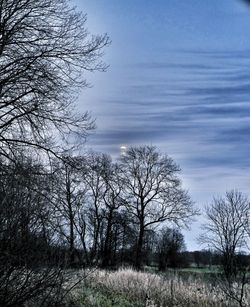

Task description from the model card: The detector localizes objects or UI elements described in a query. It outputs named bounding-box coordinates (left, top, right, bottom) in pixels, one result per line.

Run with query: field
left=68, top=268, right=250, bottom=307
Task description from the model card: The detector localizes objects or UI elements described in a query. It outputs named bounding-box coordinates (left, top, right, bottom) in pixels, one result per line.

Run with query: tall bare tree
left=100, top=162, right=124, bottom=267
left=200, top=190, right=250, bottom=306
left=82, top=152, right=110, bottom=263
left=51, top=156, right=86, bottom=266
left=200, top=190, right=250, bottom=278
left=0, top=0, right=110, bottom=303
left=0, top=0, right=109, bottom=161
left=120, top=145, right=195, bottom=269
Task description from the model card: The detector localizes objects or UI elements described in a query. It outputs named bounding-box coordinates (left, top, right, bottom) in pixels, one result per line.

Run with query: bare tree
left=80, top=152, right=126, bottom=267
left=51, top=156, right=86, bottom=267
left=120, top=145, right=195, bottom=269
left=0, top=0, right=110, bottom=302
left=0, top=0, right=109, bottom=162
left=0, top=156, right=67, bottom=306
left=200, top=190, right=250, bottom=307
left=82, top=152, right=110, bottom=264
left=100, top=162, right=124, bottom=267
left=200, top=190, right=250, bottom=278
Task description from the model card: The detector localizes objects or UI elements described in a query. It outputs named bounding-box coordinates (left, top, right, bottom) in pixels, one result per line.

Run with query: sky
left=73, top=0, right=250, bottom=250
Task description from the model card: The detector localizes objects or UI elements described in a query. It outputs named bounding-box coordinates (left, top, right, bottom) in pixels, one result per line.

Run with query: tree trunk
left=66, top=168, right=75, bottom=267
left=135, top=222, right=144, bottom=270
left=69, top=211, right=75, bottom=266
left=101, top=209, right=114, bottom=267
left=90, top=217, right=101, bottom=263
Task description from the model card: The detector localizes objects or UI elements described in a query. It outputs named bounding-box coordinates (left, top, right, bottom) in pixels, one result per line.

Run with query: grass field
left=176, top=267, right=220, bottom=273
left=69, top=268, right=250, bottom=307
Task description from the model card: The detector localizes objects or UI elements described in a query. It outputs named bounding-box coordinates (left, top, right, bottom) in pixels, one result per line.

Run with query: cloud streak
left=76, top=0, right=250, bottom=250
left=87, top=49, right=250, bottom=177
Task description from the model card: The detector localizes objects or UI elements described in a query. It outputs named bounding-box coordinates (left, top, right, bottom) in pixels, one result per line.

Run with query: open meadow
left=68, top=268, right=250, bottom=307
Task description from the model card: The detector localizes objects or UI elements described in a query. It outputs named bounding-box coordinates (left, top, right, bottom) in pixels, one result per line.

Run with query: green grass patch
left=176, top=267, right=221, bottom=273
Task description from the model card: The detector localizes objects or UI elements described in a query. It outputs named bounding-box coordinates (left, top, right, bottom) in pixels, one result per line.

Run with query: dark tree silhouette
left=100, top=162, right=124, bottom=267
left=82, top=152, right=111, bottom=264
left=0, top=0, right=109, bottom=162
left=51, top=156, right=86, bottom=267
left=120, top=145, right=195, bottom=269
left=200, top=190, right=249, bottom=279
left=157, top=227, right=186, bottom=270
left=200, top=190, right=250, bottom=307
left=0, top=0, right=110, bottom=304
left=0, top=156, right=67, bottom=306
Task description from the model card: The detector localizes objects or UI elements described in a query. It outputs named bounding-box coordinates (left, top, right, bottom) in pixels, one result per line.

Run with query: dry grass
left=74, top=268, right=250, bottom=307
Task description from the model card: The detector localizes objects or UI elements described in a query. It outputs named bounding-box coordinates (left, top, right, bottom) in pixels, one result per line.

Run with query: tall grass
left=73, top=268, right=249, bottom=306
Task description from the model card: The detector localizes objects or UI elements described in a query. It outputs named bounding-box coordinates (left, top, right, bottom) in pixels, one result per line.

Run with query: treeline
left=0, top=0, right=196, bottom=304
left=1, top=153, right=249, bottom=306
left=0, top=147, right=195, bottom=271
left=2, top=150, right=248, bottom=274
left=0, top=0, right=250, bottom=305
left=182, top=251, right=250, bottom=270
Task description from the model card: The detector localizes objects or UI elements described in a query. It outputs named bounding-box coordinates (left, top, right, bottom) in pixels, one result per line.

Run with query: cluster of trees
left=0, top=0, right=250, bottom=306
left=0, top=0, right=109, bottom=305
left=0, top=147, right=195, bottom=268
left=0, top=0, right=196, bottom=305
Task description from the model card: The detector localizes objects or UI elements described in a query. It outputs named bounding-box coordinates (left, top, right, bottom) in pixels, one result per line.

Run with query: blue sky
left=73, top=0, right=250, bottom=250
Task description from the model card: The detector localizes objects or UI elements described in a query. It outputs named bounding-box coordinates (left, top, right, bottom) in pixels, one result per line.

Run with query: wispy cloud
left=87, top=49, right=250, bottom=179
